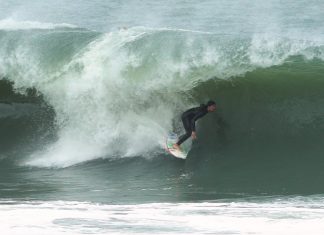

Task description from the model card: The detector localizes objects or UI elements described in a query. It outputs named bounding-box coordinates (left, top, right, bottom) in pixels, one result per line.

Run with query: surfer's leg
left=174, top=117, right=191, bottom=147
left=176, top=132, right=191, bottom=145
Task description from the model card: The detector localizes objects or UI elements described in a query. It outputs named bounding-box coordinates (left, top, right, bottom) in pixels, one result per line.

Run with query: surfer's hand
left=191, top=131, right=197, bottom=140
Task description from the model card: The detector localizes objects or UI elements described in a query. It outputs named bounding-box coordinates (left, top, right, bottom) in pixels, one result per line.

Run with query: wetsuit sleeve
left=191, top=111, right=207, bottom=131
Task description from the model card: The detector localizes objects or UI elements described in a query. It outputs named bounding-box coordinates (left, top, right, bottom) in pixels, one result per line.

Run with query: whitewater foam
left=2, top=197, right=324, bottom=235
left=23, top=29, right=180, bottom=167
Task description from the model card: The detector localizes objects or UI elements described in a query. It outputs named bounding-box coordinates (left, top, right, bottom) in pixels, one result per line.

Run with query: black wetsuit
left=177, top=104, right=208, bottom=145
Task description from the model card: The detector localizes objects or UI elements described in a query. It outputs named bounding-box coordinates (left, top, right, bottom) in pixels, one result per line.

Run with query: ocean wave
left=0, top=26, right=324, bottom=167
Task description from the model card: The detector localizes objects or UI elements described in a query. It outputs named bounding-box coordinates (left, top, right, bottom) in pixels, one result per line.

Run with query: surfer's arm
left=190, top=112, right=205, bottom=131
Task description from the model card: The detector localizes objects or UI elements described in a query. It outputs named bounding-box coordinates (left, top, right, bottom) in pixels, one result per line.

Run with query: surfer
left=173, top=100, right=217, bottom=150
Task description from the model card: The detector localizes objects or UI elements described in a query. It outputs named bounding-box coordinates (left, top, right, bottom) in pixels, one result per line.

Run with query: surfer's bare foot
left=173, top=144, right=181, bottom=151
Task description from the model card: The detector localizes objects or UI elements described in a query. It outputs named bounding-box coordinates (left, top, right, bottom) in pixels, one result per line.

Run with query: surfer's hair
left=207, top=100, right=216, bottom=106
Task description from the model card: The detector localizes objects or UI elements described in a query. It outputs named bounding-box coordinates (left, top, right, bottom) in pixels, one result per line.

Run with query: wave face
left=0, top=18, right=324, bottom=171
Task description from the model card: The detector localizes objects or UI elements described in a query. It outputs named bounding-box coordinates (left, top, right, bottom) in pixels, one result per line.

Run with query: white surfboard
left=165, top=132, right=191, bottom=159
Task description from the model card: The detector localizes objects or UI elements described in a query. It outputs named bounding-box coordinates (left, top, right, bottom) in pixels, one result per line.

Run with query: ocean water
left=1, top=0, right=324, bottom=234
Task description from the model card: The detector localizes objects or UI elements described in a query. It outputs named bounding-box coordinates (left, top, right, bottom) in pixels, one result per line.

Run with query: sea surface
left=1, top=0, right=324, bottom=234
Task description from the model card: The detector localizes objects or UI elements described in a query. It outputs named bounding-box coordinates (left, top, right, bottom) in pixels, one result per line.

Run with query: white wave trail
left=0, top=18, right=77, bottom=30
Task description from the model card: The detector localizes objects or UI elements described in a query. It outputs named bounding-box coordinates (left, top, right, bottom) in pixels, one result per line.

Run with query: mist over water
left=1, top=0, right=324, bottom=34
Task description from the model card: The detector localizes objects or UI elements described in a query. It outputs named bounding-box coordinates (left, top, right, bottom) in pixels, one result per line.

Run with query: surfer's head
left=207, top=100, right=216, bottom=112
